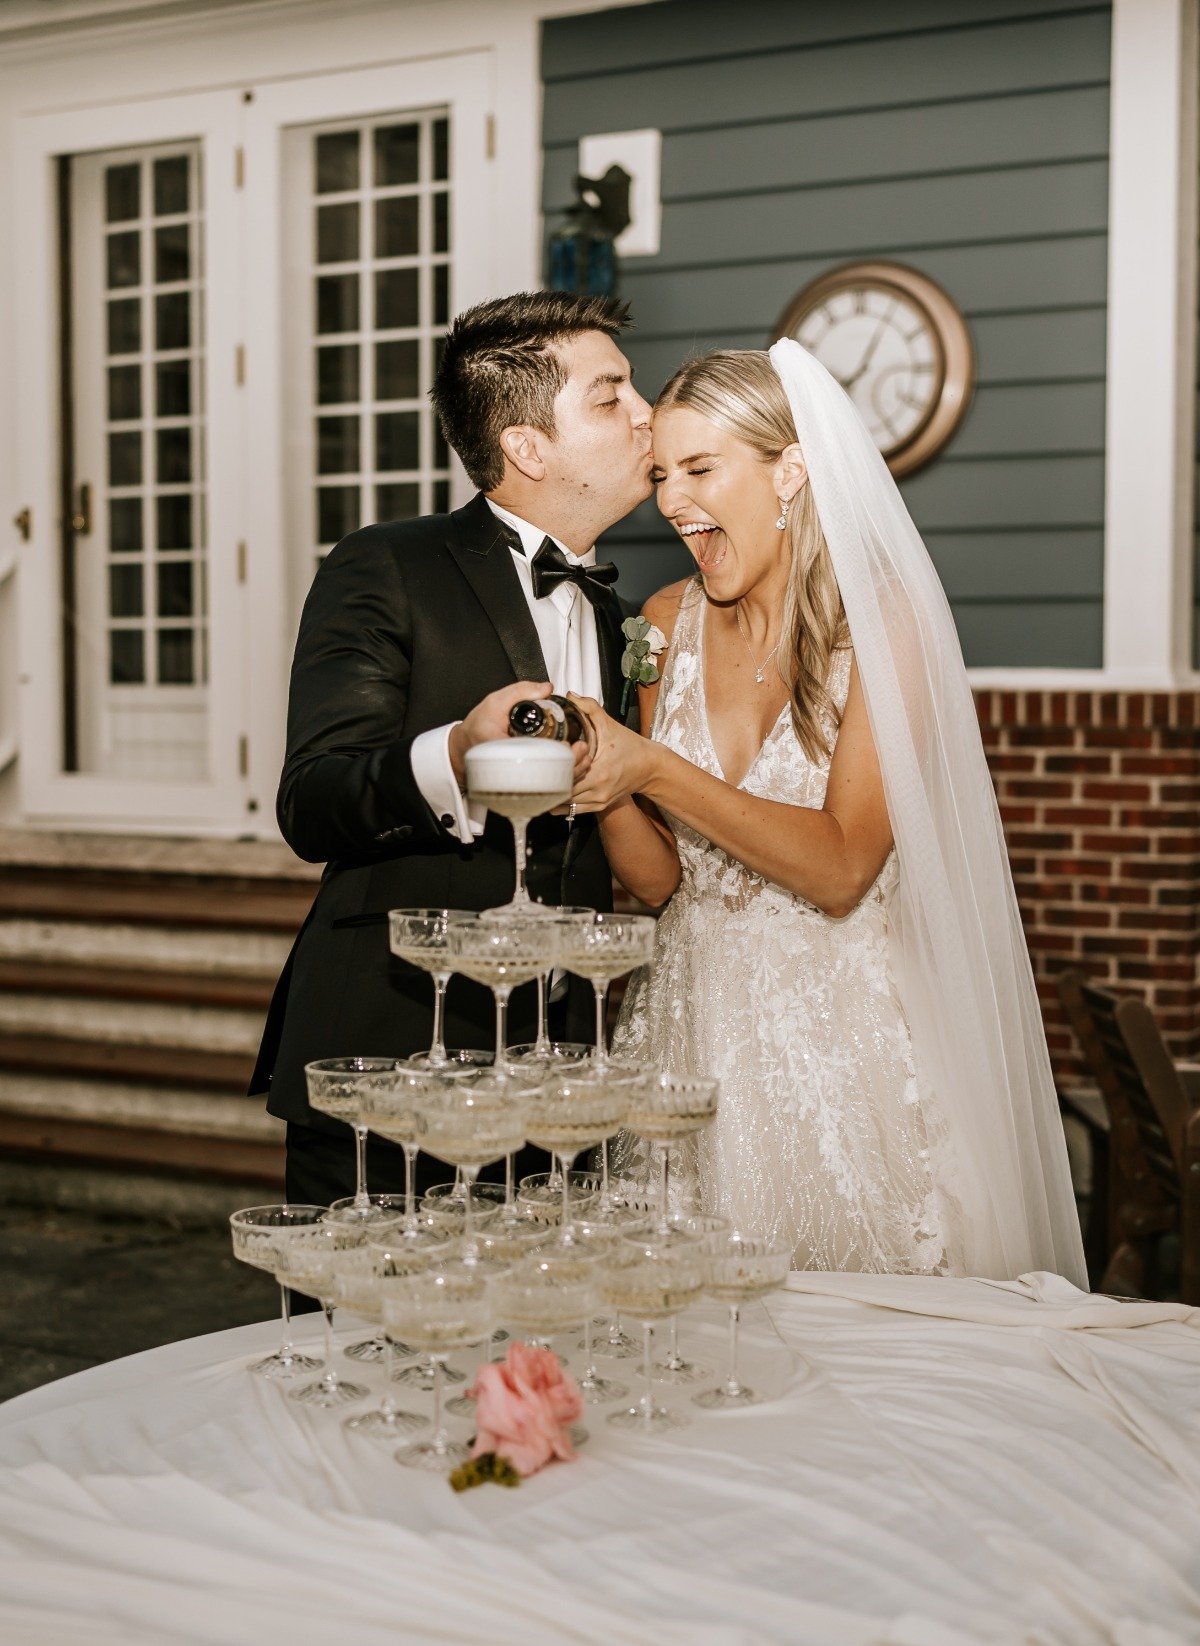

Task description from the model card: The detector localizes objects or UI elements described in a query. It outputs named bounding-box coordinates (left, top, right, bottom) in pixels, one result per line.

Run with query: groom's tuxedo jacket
left=251, top=494, right=627, bottom=1136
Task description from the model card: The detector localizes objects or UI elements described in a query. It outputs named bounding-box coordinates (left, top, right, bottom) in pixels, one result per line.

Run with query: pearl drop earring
left=775, top=497, right=790, bottom=531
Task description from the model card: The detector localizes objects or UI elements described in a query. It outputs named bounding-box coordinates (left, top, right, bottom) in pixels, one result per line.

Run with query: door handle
left=70, top=482, right=92, bottom=536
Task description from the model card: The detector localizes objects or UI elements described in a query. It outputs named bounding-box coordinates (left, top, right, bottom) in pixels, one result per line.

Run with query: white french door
left=69, top=141, right=209, bottom=782
left=13, top=53, right=494, bottom=834
left=281, top=106, right=456, bottom=614
left=15, top=88, right=244, bottom=831
left=244, top=57, right=492, bottom=690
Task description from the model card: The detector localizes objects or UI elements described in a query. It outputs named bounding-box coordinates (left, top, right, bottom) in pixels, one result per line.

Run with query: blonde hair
left=656, top=350, right=848, bottom=763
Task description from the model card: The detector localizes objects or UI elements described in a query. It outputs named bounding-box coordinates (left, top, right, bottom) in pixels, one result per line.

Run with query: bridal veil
left=769, top=337, right=1087, bottom=1287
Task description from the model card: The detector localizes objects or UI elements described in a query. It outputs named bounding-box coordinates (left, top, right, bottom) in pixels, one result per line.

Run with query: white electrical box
left=577, top=128, right=662, bottom=258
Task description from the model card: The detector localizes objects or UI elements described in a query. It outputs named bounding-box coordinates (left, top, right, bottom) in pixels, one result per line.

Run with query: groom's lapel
left=446, top=495, right=549, bottom=686
left=595, top=587, right=626, bottom=721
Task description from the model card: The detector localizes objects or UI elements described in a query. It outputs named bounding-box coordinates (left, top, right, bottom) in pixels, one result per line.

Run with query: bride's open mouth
left=678, top=522, right=726, bottom=573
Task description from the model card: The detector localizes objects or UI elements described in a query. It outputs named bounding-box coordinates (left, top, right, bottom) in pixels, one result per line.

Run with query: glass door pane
left=66, top=141, right=208, bottom=780
left=282, top=108, right=452, bottom=613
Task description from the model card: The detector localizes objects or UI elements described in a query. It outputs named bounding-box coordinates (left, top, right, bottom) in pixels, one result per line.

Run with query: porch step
left=0, top=830, right=309, bottom=1185
left=0, top=1072, right=283, bottom=1184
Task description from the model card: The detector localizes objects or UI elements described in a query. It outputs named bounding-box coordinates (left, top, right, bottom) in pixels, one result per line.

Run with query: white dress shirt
left=410, top=499, right=603, bottom=842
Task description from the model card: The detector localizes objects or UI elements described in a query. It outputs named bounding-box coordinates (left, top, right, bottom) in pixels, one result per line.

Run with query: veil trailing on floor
left=769, top=338, right=1087, bottom=1287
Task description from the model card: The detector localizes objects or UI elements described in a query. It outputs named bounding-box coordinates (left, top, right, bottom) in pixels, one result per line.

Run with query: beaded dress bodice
left=611, top=580, right=964, bottom=1273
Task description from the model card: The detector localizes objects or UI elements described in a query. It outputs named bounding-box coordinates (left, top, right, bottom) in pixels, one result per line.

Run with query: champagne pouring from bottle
left=465, top=694, right=594, bottom=918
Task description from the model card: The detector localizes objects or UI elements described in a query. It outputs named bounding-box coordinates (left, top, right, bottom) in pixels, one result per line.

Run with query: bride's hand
left=562, top=695, right=653, bottom=813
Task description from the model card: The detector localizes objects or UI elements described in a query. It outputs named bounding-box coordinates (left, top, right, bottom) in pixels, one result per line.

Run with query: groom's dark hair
left=431, top=290, right=632, bottom=491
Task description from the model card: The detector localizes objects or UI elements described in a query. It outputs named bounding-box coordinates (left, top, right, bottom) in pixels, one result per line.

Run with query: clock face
left=790, top=283, right=944, bottom=457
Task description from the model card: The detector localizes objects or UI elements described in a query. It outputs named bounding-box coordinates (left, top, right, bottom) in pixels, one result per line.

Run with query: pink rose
left=468, top=1341, right=584, bottom=1477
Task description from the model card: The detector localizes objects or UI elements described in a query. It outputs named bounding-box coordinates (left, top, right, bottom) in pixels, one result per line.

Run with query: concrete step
left=0, top=1071, right=283, bottom=1184
left=0, top=829, right=303, bottom=1183
left=0, top=1071, right=277, bottom=1139
left=0, top=916, right=292, bottom=976
left=0, top=991, right=266, bottom=1054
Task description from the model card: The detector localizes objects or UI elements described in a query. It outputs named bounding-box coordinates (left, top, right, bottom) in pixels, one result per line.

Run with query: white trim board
left=1103, top=0, right=1200, bottom=683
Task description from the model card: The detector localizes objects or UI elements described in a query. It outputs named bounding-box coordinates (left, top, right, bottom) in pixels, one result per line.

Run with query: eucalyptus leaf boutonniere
left=620, top=616, right=668, bottom=717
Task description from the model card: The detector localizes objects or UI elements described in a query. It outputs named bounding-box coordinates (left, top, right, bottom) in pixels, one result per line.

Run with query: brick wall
left=975, top=689, right=1200, bottom=1082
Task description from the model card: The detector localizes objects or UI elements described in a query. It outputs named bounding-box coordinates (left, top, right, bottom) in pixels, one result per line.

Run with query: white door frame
left=240, top=52, right=494, bottom=827
left=14, top=86, right=249, bottom=831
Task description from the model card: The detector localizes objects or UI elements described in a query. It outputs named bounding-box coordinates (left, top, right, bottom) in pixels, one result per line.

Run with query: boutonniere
left=619, top=616, right=668, bottom=717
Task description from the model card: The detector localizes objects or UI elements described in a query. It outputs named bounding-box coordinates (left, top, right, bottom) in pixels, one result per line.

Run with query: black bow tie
left=529, top=537, right=619, bottom=605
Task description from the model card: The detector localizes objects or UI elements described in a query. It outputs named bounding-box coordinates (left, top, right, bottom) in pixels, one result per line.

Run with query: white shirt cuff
left=410, top=723, right=486, bottom=843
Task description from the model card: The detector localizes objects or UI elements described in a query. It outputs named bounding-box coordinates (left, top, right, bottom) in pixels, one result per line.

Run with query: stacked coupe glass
left=231, top=732, right=792, bottom=1470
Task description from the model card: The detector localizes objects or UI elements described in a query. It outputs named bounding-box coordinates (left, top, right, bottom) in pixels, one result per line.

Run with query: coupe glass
left=387, top=908, right=479, bottom=1066
left=329, top=1217, right=449, bottom=1374
left=413, top=1075, right=532, bottom=1254
left=506, top=903, right=597, bottom=1061
left=492, top=1248, right=600, bottom=1351
left=653, top=1213, right=728, bottom=1384
left=449, top=917, right=556, bottom=1070
left=272, top=1221, right=373, bottom=1407
left=523, top=1068, right=635, bottom=1243
left=362, top=1066, right=441, bottom=1237
left=331, top=1227, right=451, bottom=1439
left=443, top=1220, right=547, bottom=1417
left=562, top=1212, right=649, bottom=1403
left=624, top=1073, right=721, bottom=1236
left=516, top=1169, right=600, bottom=1224
left=305, top=1057, right=406, bottom=1229
left=420, top=1181, right=506, bottom=1230
left=556, top=912, right=656, bottom=1068
left=383, top=1262, right=492, bottom=1471
left=464, top=737, right=574, bottom=915
left=602, top=1236, right=705, bottom=1434
left=229, top=1203, right=326, bottom=1380
left=693, top=1233, right=792, bottom=1410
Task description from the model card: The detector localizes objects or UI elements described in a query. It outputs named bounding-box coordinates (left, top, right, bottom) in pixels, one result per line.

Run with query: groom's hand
left=447, top=681, right=592, bottom=790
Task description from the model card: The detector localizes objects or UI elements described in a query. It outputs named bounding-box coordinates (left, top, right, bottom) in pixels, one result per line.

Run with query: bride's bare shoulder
left=642, top=578, right=693, bottom=644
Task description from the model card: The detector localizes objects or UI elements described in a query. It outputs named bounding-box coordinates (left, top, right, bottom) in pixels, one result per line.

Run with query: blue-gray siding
left=542, top=0, right=1111, bottom=667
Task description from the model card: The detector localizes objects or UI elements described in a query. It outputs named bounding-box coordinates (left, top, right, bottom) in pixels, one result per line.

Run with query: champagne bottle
left=507, top=694, right=589, bottom=743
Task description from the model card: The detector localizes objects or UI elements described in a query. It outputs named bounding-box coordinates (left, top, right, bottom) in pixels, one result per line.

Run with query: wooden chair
left=1115, top=997, right=1200, bottom=1306
left=1057, top=971, right=1198, bottom=1302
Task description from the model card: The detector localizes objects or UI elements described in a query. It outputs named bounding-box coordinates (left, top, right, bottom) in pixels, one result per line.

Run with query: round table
left=0, top=1270, right=1196, bottom=1646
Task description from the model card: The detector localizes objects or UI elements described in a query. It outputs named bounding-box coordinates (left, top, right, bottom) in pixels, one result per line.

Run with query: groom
left=251, top=290, right=654, bottom=1207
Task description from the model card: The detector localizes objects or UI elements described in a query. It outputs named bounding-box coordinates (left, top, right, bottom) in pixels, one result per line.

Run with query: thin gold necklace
left=735, top=602, right=780, bottom=685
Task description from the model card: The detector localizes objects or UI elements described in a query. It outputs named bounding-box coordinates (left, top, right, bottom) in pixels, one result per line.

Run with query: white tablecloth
left=0, top=1271, right=1197, bottom=1646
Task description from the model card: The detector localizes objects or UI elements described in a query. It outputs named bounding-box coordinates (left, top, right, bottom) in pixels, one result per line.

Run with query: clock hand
left=841, top=304, right=896, bottom=390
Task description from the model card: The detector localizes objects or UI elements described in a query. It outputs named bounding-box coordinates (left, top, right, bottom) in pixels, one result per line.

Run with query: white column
left=1103, top=0, right=1199, bottom=683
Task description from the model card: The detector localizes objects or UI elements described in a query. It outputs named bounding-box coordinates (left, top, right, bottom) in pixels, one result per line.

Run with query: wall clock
left=774, top=260, right=975, bottom=477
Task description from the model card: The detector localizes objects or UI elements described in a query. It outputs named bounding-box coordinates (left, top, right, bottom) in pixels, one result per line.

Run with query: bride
left=569, top=340, right=1086, bottom=1285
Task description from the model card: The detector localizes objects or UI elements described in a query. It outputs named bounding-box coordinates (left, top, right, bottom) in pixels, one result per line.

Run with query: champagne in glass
left=305, top=1058, right=403, bottom=1230
left=517, top=1169, right=599, bottom=1224
left=653, top=1213, right=728, bottom=1385
left=491, top=1249, right=600, bottom=1350
left=602, top=1236, right=705, bottom=1435
left=413, top=1074, right=532, bottom=1254
left=384, top=1263, right=492, bottom=1472
left=465, top=737, right=574, bottom=915
left=523, top=1068, right=635, bottom=1243
left=693, top=1233, right=792, bottom=1410
left=229, top=1204, right=326, bottom=1380
left=387, top=908, right=480, bottom=1066
left=624, top=1073, right=721, bottom=1237
left=273, top=1221, right=373, bottom=1408
left=331, top=1229, right=451, bottom=1440
left=556, top=913, right=656, bottom=1068
left=506, top=903, right=595, bottom=1066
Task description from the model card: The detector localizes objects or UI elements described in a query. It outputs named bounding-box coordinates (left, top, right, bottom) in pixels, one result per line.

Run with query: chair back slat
left=1114, top=999, right=1193, bottom=1174
left=1057, top=972, right=1179, bottom=1206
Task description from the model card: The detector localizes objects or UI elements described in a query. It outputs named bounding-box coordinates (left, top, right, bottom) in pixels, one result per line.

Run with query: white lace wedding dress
left=611, top=579, right=968, bottom=1274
